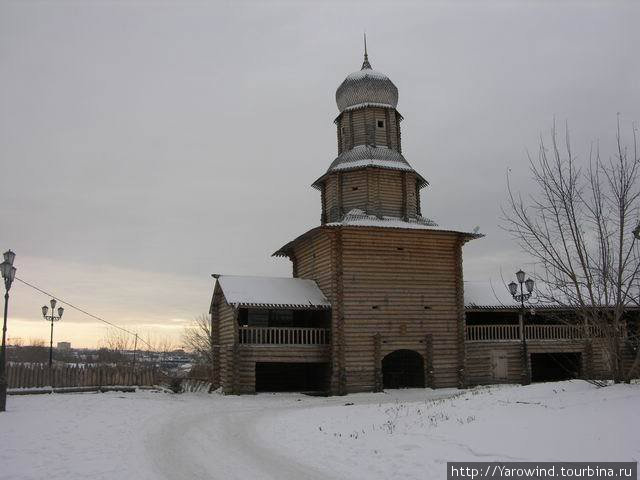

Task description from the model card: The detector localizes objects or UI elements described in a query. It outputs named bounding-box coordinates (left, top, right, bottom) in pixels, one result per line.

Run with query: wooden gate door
left=491, top=350, right=508, bottom=382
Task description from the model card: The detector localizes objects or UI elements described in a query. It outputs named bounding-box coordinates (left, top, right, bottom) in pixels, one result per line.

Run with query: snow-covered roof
left=216, top=275, right=331, bottom=309
left=312, top=145, right=428, bottom=189
left=328, top=209, right=482, bottom=237
left=328, top=209, right=436, bottom=229
left=339, top=102, right=399, bottom=114
left=464, top=280, right=519, bottom=308
left=274, top=211, right=483, bottom=257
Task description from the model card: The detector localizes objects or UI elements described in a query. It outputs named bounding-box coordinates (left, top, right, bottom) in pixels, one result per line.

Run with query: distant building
left=56, top=342, right=71, bottom=351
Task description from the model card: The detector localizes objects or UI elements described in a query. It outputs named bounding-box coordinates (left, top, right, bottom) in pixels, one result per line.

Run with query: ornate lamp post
left=42, top=299, right=64, bottom=368
left=0, top=250, right=17, bottom=412
left=508, top=270, right=534, bottom=385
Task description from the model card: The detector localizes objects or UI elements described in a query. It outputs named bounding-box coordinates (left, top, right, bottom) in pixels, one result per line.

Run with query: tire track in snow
left=144, top=397, right=336, bottom=480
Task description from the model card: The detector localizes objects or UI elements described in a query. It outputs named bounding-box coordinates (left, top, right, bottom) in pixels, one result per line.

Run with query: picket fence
left=7, top=363, right=158, bottom=389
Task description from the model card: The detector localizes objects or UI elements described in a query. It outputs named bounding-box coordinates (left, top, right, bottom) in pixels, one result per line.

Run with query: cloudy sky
left=1, top=1, right=638, bottom=348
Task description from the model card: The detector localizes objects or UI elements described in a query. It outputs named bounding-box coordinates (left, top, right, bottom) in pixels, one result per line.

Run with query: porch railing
left=465, top=324, right=520, bottom=341
left=238, top=327, right=330, bottom=345
left=466, top=324, right=605, bottom=342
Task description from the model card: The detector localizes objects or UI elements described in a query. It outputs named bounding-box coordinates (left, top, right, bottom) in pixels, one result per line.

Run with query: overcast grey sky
left=1, top=1, right=638, bottom=347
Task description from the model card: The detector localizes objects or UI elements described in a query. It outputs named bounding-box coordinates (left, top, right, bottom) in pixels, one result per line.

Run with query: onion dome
left=335, top=40, right=398, bottom=113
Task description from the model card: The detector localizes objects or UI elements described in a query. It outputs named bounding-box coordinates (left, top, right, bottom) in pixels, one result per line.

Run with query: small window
left=352, top=186, right=359, bottom=191
left=341, top=126, right=346, bottom=135
left=377, top=120, right=385, bottom=128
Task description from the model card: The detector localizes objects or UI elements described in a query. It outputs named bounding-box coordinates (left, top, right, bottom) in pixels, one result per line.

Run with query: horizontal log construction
left=289, top=225, right=471, bottom=392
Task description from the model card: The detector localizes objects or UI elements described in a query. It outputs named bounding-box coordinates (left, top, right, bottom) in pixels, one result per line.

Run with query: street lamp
left=508, top=269, right=534, bottom=385
left=0, top=250, right=17, bottom=412
left=42, top=299, right=63, bottom=368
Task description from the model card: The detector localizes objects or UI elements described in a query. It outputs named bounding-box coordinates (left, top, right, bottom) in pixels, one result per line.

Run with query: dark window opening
left=382, top=349, right=425, bottom=389
left=238, top=308, right=329, bottom=329
left=352, top=186, right=359, bottom=191
left=530, top=352, right=582, bottom=382
left=255, top=362, right=329, bottom=392
left=377, top=120, right=385, bottom=128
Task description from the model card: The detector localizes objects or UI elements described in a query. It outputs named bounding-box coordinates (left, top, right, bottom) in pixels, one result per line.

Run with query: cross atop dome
left=362, top=33, right=371, bottom=70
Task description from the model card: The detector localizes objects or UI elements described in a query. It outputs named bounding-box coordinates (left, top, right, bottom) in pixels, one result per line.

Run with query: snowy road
left=144, top=388, right=459, bottom=480
left=1, top=382, right=639, bottom=480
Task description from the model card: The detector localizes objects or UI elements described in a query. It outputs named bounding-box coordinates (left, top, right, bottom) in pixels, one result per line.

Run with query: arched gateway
left=382, top=350, right=425, bottom=389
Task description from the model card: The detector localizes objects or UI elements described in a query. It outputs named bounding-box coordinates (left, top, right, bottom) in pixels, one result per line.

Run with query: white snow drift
left=0, top=381, right=638, bottom=480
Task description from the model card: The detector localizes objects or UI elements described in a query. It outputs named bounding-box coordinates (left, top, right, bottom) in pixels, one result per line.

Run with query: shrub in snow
left=168, top=377, right=183, bottom=393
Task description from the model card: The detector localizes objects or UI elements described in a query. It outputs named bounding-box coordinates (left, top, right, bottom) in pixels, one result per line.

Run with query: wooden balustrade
left=466, top=324, right=606, bottom=342
left=465, top=324, right=520, bottom=341
left=238, top=327, right=330, bottom=345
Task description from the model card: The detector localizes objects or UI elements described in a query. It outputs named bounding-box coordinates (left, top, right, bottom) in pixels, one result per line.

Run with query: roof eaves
left=272, top=225, right=328, bottom=257
left=312, top=164, right=429, bottom=190
left=333, top=104, right=403, bottom=123
left=232, top=302, right=331, bottom=309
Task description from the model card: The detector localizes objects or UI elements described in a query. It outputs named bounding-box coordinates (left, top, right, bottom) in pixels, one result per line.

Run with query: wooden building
left=210, top=46, right=638, bottom=393
left=210, top=45, right=483, bottom=395
left=463, top=283, right=639, bottom=384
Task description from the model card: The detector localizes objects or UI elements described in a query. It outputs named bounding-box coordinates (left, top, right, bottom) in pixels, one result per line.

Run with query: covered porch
left=212, top=274, right=333, bottom=394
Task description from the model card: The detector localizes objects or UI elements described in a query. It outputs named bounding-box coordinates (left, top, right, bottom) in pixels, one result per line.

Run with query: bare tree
left=504, top=119, right=640, bottom=382
left=100, top=328, right=133, bottom=352
left=182, top=314, right=214, bottom=377
left=97, top=328, right=134, bottom=364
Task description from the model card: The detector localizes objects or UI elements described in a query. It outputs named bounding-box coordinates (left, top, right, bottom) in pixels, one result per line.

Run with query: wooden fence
left=7, top=363, right=158, bottom=389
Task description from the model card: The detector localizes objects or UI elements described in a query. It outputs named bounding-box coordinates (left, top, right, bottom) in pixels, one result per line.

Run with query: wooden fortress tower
left=211, top=45, right=481, bottom=395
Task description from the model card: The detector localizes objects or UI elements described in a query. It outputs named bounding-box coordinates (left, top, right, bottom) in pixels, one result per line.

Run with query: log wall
left=226, top=346, right=331, bottom=394
left=337, top=106, right=401, bottom=153
left=211, top=283, right=237, bottom=390
left=465, top=338, right=636, bottom=385
left=338, top=227, right=466, bottom=391
left=291, top=226, right=469, bottom=393
left=322, top=169, right=420, bottom=223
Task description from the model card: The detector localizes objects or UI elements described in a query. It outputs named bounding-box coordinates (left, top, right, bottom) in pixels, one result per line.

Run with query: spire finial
left=361, top=32, right=371, bottom=70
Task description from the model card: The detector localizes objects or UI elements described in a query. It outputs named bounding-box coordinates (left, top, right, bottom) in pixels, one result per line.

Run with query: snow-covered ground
left=1, top=381, right=638, bottom=480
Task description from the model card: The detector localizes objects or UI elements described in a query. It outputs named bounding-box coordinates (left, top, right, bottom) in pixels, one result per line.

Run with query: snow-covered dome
left=335, top=52, right=398, bottom=113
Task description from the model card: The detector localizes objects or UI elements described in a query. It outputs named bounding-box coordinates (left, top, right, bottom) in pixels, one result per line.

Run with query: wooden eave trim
left=273, top=223, right=482, bottom=258
left=231, top=303, right=331, bottom=310
left=312, top=166, right=429, bottom=191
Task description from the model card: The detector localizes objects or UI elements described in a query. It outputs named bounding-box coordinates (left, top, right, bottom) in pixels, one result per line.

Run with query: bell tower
left=275, top=41, right=480, bottom=395
left=313, top=38, right=429, bottom=224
